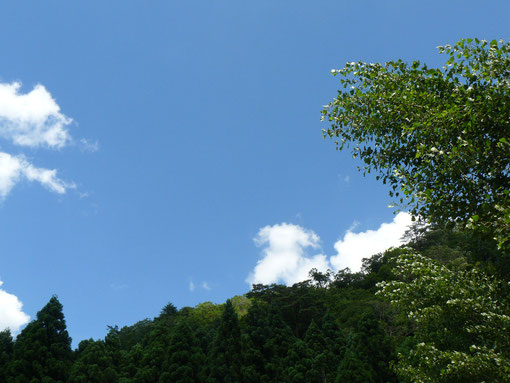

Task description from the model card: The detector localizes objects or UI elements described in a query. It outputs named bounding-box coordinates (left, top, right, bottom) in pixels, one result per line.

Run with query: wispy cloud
left=338, top=174, right=351, bottom=184
left=0, top=152, right=74, bottom=198
left=79, top=138, right=99, bottom=152
left=247, top=213, right=412, bottom=286
left=201, top=281, right=211, bottom=291
left=189, top=279, right=212, bottom=292
left=0, top=280, right=30, bottom=333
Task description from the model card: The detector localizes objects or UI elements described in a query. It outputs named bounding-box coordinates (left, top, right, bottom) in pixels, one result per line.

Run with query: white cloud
left=247, top=223, right=329, bottom=286
left=0, top=152, right=73, bottom=198
left=0, top=280, right=30, bottom=333
left=247, top=213, right=413, bottom=286
left=0, top=81, right=80, bottom=199
left=79, top=138, right=99, bottom=152
left=330, top=212, right=412, bottom=272
left=201, top=281, right=211, bottom=291
left=0, top=82, right=72, bottom=148
left=189, top=279, right=212, bottom=292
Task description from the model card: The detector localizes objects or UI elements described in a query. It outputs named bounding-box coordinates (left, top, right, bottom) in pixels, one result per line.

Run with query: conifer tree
left=0, top=329, right=13, bottom=382
left=133, top=325, right=170, bottom=383
left=208, top=299, right=242, bottom=383
left=9, top=296, right=72, bottom=383
left=335, top=313, right=395, bottom=383
left=335, top=347, right=374, bottom=383
left=283, top=338, right=314, bottom=383
left=160, top=320, right=205, bottom=383
left=103, top=326, right=124, bottom=376
left=320, top=310, right=345, bottom=378
left=303, top=320, right=327, bottom=382
left=119, top=342, right=144, bottom=383
left=129, top=304, right=178, bottom=383
left=261, top=304, right=296, bottom=380
left=69, top=339, right=118, bottom=383
left=241, top=302, right=294, bottom=382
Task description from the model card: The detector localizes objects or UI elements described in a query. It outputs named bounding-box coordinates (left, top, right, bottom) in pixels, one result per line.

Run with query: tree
left=247, top=282, right=327, bottom=338
left=335, top=347, right=374, bottom=383
left=115, top=319, right=153, bottom=352
left=0, top=329, right=13, bottom=382
left=9, top=296, right=73, bottom=383
left=322, top=38, right=510, bottom=249
left=160, top=320, right=206, bottom=383
left=241, top=301, right=294, bottom=382
left=207, top=299, right=242, bottom=383
left=69, top=339, right=118, bottom=383
left=331, top=312, right=396, bottom=383
left=377, top=251, right=510, bottom=382
left=132, top=321, right=172, bottom=383
left=303, top=320, right=331, bottom=382
left=283, top=338, right=314, bottom=383
left=318, top=311, right=346, bottom=382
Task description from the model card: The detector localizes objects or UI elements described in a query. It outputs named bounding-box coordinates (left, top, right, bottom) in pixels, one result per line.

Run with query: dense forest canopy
left=1, top=38, right=509, bottom=382
left=1, top=223, right=508, bottom=382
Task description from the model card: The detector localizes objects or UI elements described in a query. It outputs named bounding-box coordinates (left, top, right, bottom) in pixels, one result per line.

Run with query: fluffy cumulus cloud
left=0, top=281, right=30, bottom=333
left=0, top=82, right=71, bottom=148
left=247, top=213, right=413, bottom=286
left=0, top=152, right=73, bottom=198
left=330, top=212, right=412, bottom=272
left=247, top=223, right=330, bottom=286
left=0, top=81, right=77, bottom=198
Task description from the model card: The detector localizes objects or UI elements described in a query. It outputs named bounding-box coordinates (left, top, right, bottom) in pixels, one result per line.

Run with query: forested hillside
left=0, top=224, right=508, bottom=382
left=1, top=38, right=508, bottom=382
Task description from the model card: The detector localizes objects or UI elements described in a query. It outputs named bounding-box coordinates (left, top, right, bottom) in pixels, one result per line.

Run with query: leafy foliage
left=322, top=38, right=510, bottom=249
left=378, top=251, right=510, bottom=382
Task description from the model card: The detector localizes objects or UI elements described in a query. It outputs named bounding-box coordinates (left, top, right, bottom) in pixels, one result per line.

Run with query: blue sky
left=0, top=1, right=508, bottom=344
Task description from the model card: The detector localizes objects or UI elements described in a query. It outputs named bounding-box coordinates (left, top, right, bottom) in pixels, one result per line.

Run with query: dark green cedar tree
left=241, top=302, right=295, bottom=383
left=69, top=339, right=118, bottom=383
left=283, top=338, right=314, bottom=383
left=0, top=329, right=13, bottom=382
left=159, top=320, right=205, bottom=383
left=9, top=296, right=72, bottom=383
left=207, top=299, right=242, bottom=383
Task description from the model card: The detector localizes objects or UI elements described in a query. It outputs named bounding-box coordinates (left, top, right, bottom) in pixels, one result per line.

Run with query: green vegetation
left=378, top=251, right=510, bottom=382
left=322, top=37, right=510, bottom=381
left=2, top=224, right=507, bottom=382
left=1, top=38, right=508, bottom=382
left=322, top=38, right=509, bottom=250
